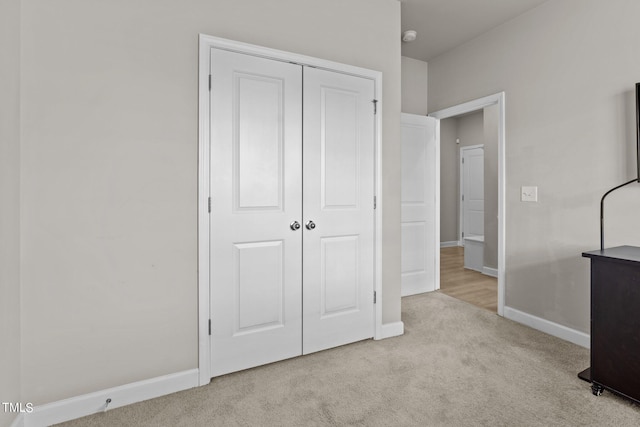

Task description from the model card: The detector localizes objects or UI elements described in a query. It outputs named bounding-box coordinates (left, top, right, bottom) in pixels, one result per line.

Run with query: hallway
left=439, top=246, right=497, bottom=312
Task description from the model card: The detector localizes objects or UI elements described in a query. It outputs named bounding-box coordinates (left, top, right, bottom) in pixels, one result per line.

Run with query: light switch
left=521, top=186, right=538, bottom=202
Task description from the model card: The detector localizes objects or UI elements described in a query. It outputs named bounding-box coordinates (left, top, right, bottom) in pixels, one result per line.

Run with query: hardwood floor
left=439, top=246, right=497, bottom=312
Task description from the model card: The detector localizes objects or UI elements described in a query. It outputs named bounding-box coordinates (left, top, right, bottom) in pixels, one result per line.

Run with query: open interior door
left=401, top=113, right=439, bottom=297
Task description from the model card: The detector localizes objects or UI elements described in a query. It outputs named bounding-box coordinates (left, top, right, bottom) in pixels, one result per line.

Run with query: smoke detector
left=402, top=30, right=417, bottom=42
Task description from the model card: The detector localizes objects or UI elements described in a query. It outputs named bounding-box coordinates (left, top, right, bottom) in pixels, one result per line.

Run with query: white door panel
left=401, top=114, right=438, bottom=296
left=302, top=67, right=375, bottom=354
left=209, top=48, right=303, bottom=376
left=234, top=241, right=284, bottom=332
left=321, top=89, right=359, bottom=208
left=320, top=235, right=359, bottom=315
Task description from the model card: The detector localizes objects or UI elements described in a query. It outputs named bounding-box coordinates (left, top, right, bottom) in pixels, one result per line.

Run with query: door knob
left=305, top=220, right=316, bottom=230
left=290, top=221, right=301, bottom=231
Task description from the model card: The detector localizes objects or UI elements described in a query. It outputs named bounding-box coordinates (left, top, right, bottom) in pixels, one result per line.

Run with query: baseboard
left=25, top=369, right=199, bottom=427
left=9, top=413, right=25, bottom=427
left=482, top=267, right=498, bottom=278
left=376, top=321, right=404, bottom=340
left=440, top=241, right=459, bottom=248
left=504, top=306, right=590, bottom=349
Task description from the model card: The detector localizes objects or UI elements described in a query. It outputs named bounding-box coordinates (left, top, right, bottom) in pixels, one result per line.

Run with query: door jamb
left=459, top=144, right=484, bottom=244
left=197, top=34, right=384, bottom=386
left=429, top=93, right=506, bottom=317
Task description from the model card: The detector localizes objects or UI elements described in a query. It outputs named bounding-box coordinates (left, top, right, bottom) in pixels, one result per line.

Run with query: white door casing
left=460, top=145, right=484, bottom=241
left=209, top=49, right=303, bottom=377
left=428, top=92, right=505, bottom=318
left=302, top=67, right=375, bottom=354
left=400, top=114, right=439, bottom=297
left=198, top=35, right=387, bottom=385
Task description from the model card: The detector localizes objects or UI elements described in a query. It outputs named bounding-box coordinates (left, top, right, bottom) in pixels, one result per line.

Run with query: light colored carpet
left=58, top=292, right=640, bottom=426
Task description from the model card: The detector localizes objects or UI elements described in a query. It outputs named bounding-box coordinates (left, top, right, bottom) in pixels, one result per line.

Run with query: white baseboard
left=482, top=267, right=498, bottom=278
left=25, top=369, right=199, bottom=427
left=440, top=241, right=459, bottom=248
left=376, top=321, right=404, bottom=340
left=504, top=306, right=590, bottom=349
left=9, top=413, right=24, bottom=427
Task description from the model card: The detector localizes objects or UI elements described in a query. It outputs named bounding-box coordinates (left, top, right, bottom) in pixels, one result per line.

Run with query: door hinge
left=462, top=194, right=464, bottom=201
left=373, top=99, right=378, bottom=114
left=462, top=157, right=465, bottom=164
left=208, top=197, right=212, bottom=213
left=374, top=196, right=377, bottom=210
left=208, top=319, right=211, bottom=335
left=374, top=291, right=377, bottom=304
left=462, top=231, right=465, bottom=238
left=208, top=74, right=212, bottom=91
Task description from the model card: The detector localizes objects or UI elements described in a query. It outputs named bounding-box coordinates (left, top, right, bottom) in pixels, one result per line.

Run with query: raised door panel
left=402, top=222, right=426, bottom=272
left=401, top=124, right=427, bottom=208
left=302, top=67, right=375, bottom=354
left=322, top=88, right=359, bottom=209
left=234, top=241, right=284, bottom=334
left=320, top=235, right=359, bottom=317
left=235, top=75, right=285, bottom=211
left=209, top=48, right=302, bottom=377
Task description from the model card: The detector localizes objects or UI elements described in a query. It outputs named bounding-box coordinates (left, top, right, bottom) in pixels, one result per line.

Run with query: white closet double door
left=209, top=48, right=375, bottom=377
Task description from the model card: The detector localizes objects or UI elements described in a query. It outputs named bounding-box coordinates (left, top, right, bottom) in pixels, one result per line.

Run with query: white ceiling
left=401, top=0, right=549, bottom=61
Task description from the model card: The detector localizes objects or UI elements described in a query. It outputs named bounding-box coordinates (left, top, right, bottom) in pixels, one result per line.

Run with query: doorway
left=430, top=93, right=506, bottom=316
left=460, top=144, right=485, bottom=245
left=197, top=35, right=385, bottom=385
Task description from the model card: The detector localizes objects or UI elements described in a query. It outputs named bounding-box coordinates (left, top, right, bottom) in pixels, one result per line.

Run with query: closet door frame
left=197, top=34, right=384, bottom=386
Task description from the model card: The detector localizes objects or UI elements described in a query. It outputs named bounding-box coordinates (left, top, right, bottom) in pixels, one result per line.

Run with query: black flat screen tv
left=636, top=82, right=640, bottom=182
left=599, top=83, right=640, bottom=249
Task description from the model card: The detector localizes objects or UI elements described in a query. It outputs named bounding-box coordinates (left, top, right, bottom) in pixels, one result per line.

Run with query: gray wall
left=0, top=0, right=21, bottom=425
left=457, top=111, right=485, bottom=148
left=19, top=0, right=401, bottom=405
left=401, top=56, right=428, bottom=115
left=429, top=0, right=640, bottom=333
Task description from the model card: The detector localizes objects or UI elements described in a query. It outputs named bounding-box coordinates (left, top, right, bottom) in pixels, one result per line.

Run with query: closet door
left=302, top=67, right=375, bottom=354
left=209, top=49, right=303, bottom=376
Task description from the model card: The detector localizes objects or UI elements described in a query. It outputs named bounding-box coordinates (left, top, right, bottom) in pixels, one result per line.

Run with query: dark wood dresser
left=581, top=246, right=640, bottom=403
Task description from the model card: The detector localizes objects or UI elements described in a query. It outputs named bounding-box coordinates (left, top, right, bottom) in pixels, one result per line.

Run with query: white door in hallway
left=401, top=113, right=438, bottom=296
left=302, top=67, right=376, bottom=354
left=461, top=145, right=484, bottom=240
left=209, top=49, right=303, bottom=377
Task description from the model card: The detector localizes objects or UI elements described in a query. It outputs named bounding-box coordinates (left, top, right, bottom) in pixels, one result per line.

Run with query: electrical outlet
left=521, top=186, right=538, bottom=202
